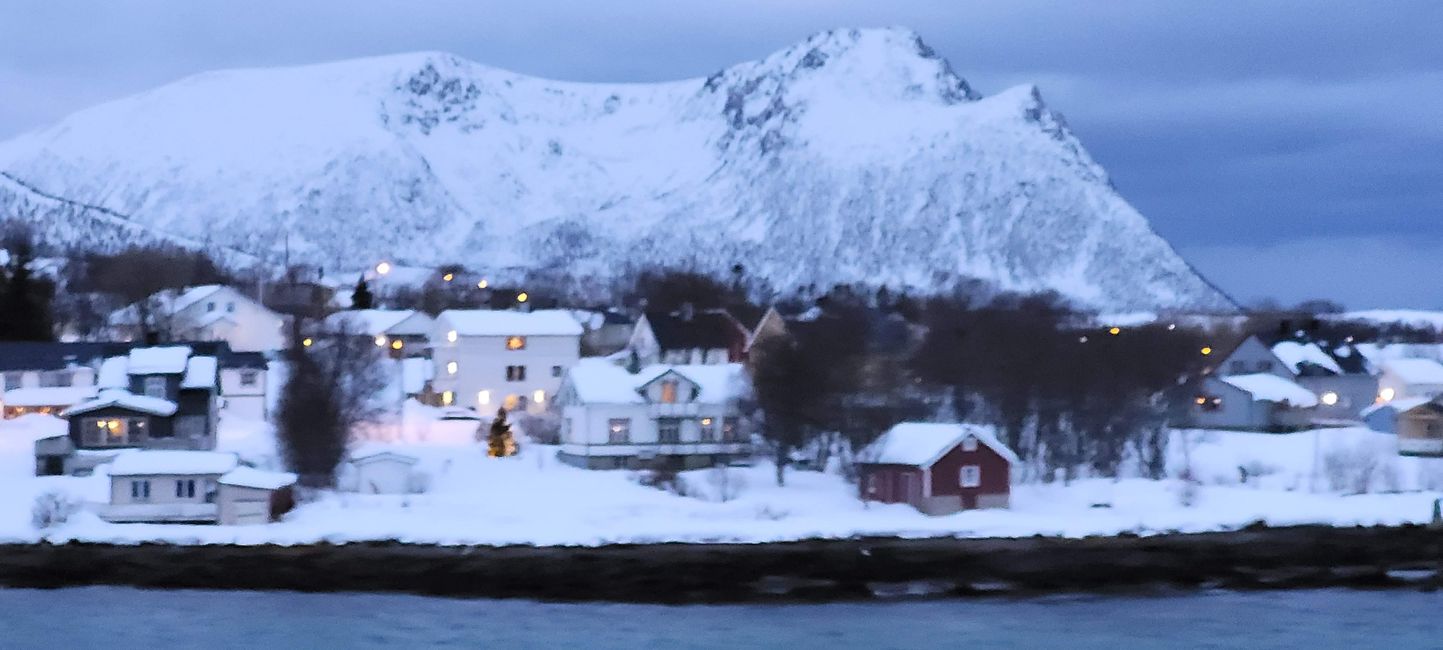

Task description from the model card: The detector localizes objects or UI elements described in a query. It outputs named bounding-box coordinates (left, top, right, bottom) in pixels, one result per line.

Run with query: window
left=84, top=417, right=144, bottom=446
left=532, top=389, right=546, bottom=405
left=175, top=479, right=196, bottom=499
left=722, top=417, right=740, bottom=442
left=143, top=376, right=167, bottom=399
left=960, top=465, right=981, bottom=488
left=1255, top=361, right=1273, bottom=372
left=239, top=370, right=259, bottom=387
left=40, top=371, right=73, bottom=387
left=130, top=480, right=151, bottom=501
left=659, top=380, right=678, bottom=404
left=206, top=302, right=216, bottom=312
left=2, top=372, right=21, bottom=390
left=1229, top=361, right=1246, bottom=374
left=506, top=365, right=527, bottom=382
left=658, top=418, right=682, bottom=443
left=477, top=390, right=491, bottom=406
left=699, top=417, right=716, bottom=442
left=441, top=391, right=454, bottom=406
left=226, top=302, right=236, bottom=313
left=505, top=336, right=527, bottom=351
left=962, top=436, right=978, bottom=452
left=1196, top=395, right=1223, bottom=412
left=447, top=330, right=458, bottom=343
left=608, top=418, right=631, bottom=443
left=552, top=365, right=563, bottom=378
left=204, top=480, right=218, bottom=503
left=446, top=361, right=459, bottom=375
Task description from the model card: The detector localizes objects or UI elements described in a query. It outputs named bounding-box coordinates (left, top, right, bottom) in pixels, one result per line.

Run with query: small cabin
left=1396, top=400, right=1443, bottom=457
left=857, top=422, right=1018, bottom=516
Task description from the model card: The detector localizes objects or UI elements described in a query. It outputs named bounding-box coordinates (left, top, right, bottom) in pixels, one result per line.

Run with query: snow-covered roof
left=181, top=356, right=218, bottom=389
left=1270, top=341, right=1342, bottom=375
left=439, top=309, right=583, bottom=337
left=109, top=450, right=238, bottom=476
left=1382, top=358, right=1443, bottom=385
left=62, top=389, right=179, bottom=417
left=350, top=449, right=420, bottom=465
left=2, top=386, right=96, bottom=407
left=219, top=466, right=297, bottom=490
left=1219, top=373, right=1319, bottom=408
left=128, top=346, right=193, bottom=375
left=324, top=309, right=433, bottom=337
left=97, top=356, right=129, bottom=389
left=170, top=285, right=228, bottom=314
left=861, top=422, right=1020, bottom=466
left=1360, top=396, right=1432, bottom=419
left=110, top=286, right=228, bottom=325
left=563, top=358, right=750, bottom=405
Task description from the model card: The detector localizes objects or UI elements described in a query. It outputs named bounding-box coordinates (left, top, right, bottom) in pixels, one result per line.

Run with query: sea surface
left=1, top=587, right=1440, bottom=648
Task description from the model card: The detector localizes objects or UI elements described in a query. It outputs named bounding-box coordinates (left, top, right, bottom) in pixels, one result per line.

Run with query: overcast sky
left=3, top=1, right=1441, bottom=309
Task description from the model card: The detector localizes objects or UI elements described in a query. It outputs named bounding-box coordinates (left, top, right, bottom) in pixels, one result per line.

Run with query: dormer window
left=659, top=380, right=678, bottom=404
left=505, top=336, right=526, bottom=351
left=143, top=376, right=166, bottom=399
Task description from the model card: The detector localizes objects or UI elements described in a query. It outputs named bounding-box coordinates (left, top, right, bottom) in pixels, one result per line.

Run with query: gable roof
left=439, top=309, right=583, bottom=337
left=1361, top=396, right=1432, bottom=419
left=861, top=422, right=1020, bottom=467
left=1383, top=358, right=1443, bottom=385
left=642, top=309, right=747, bottom=351
left=1270, top=341, right=1342, bottom=376
left=324, top=309, right=433, bottom=337
left=62, top=389, right=178, bottom=417
left=1219, top=373, right=1319, bottom=407
left=563, top=358, right=750, bottom=405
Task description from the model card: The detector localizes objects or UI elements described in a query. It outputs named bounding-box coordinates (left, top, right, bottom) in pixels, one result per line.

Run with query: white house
left=555, top=359, right=751, bottom=469
left=99, top=450, right=294, bottom=525
left=323, top=309, right=434, bottom=357
left=1378, top=358, right=1443, bottom=402
left=111, top=285, right=288, bottom=352
left=429, top=309, right=583, bottom=414
left=343, top=448, right=420, bottom=494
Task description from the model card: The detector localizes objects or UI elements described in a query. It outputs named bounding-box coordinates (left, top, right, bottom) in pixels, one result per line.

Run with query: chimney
left=678, top=302, right=695, bottom=322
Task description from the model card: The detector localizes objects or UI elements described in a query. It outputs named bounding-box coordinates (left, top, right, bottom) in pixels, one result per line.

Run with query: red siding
left=859, top=438, right=1011, bottom=511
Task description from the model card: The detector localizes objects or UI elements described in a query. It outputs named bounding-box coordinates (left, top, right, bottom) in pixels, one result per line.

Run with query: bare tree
left=276, top=320, right=386, bottom=489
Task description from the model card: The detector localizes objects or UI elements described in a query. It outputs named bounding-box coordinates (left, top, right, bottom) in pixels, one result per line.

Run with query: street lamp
left=375, top=261, right=392, bottom=276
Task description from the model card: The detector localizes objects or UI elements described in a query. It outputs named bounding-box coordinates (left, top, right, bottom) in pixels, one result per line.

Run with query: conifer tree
left=351, top=276, right=375, bottom=310
left=487, top=408, right=518, bottom=457
left=0, top=227, right=55, bottom=341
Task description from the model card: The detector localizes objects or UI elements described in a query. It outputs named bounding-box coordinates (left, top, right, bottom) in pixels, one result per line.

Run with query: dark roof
left=0, top=341, right=268, bottom=372
left=644, top=309, right=747, bottom=351
left=1259, top=333, right=1371, bottom=376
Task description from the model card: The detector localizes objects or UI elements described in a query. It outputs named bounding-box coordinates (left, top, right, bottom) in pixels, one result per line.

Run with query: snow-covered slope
left=0, top=27, right=1233, bottom=311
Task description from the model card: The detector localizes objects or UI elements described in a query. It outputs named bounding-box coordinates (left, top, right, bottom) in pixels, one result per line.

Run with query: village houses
left=110, top=284, right=288, bottom=352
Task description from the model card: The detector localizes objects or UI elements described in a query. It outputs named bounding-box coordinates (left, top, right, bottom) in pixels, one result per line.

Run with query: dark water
left=1, top=587, right=1440, bottom=648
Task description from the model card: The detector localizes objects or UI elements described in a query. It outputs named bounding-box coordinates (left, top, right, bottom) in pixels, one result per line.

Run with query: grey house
left=1190, top=335, right=1379, bottom=429
left=39, top=346, right=221, bottom=475
left=1189, top=374, right=1318, bottom=431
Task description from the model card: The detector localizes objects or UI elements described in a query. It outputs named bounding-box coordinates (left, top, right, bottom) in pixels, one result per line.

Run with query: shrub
left=31, top=490, right=81, bottom=530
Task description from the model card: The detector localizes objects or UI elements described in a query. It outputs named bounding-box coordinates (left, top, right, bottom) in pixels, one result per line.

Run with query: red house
left=857, top=422, right=1018, bottom=515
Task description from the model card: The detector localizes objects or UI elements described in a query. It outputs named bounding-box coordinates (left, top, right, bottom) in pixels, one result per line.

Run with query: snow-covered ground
left=3, top=413, right=1442, bottom=547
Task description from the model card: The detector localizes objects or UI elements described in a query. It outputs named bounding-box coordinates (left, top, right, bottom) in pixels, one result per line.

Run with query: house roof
left=1383, top=358, right=1443, bottom=385
left=439, top=309, right=583, bottom=337
left=127, top=346, right=192, bottom=375
left=861, top=422, right=1020, bottom=467
left=324, top=309, right=433, bottom=337
left=62, top=389, right=179, bottom=417
left=1270, top=341, right=1343, bottom=376
left=219, top=466, right=297, bottom=490
left=181, top=356, right=218, bottom=389
left=1360, top=396, right=1432, bottom=419
left=2, top=386, right=96, bottom=407
left=564, top=358, right=750, bottom=405
left=643, top=309, right=747, bottom=351
left=1219, top=373, right=1319, bottom=408
left=109, top=450, right=238, bottom=477
left=350, top=449, right=420, bottom=465
left=109, top=285, right=229, bottom=326
left=0, top=342, right=118, bottom=372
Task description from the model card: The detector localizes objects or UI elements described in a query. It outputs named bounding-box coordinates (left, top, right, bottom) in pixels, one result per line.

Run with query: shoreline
left=2, top=524, right=1441, bottom=602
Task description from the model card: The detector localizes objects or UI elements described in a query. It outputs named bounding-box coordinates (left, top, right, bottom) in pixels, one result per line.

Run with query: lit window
left=608, top=418, right=630, bottom=443
left=302, top=338, right=313, bottom=347
left=699, top=417, right=716, bottom=442
left=505, top=336, right=526, bottom=350
left=1380, top=387, right=1396, bottom=402
left=374, top=335, right=387, bottom=347
left=447, top=330, right=458, bottom=343
left=960, top=465, right=981, bottom=488
left=446, top=361, right=458, bottom=375
left=962, top=436, right=978, bottom=452
left=533, top=389, right=545, bottom=404
left=516, top=292, right=529, bottom=303
left=477, top=279, right=489, bottom=289
left=390, top=339, right=404, bottom=350
left=477, top=390, right=491, bottom=406
left=660, top=380, right=678, bottom=404
left=443, top=273, right=454, bottom=282
left=441, top=391, right=454, bottom=406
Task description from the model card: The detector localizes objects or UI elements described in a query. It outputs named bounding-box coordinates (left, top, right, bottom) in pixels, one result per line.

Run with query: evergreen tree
left=0, top=228, right=55, bottom=341
left=625, top=348, right=642, bottom=374
left=487, top=408, right=518, bottom=458
left=351, top=276, right=375, bottom=310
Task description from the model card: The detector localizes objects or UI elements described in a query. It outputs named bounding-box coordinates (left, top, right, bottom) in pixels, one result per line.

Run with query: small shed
left=1396, top=400, right=1443, bottom=457
left=857, top=422, right=1018, bottom=516
left=1361, top=397, right=1430, bottom=434
left=217, top=466, right=297, bottom=525
left=346, top=449, right=419, bottom=494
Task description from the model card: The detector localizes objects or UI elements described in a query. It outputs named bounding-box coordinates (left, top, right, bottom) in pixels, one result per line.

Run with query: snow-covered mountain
left=0, top=27, right=1233, bottom=312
